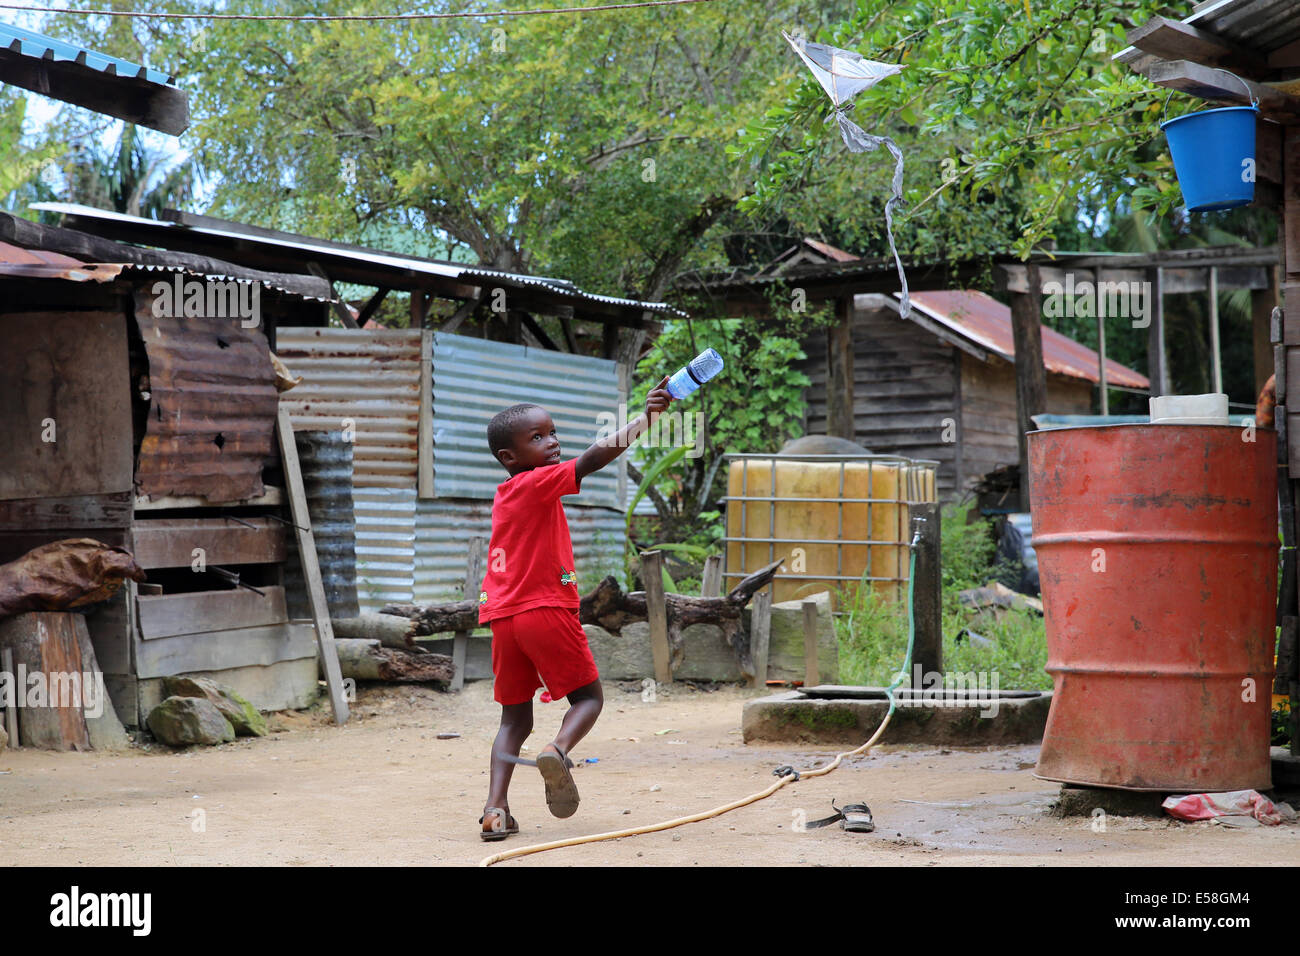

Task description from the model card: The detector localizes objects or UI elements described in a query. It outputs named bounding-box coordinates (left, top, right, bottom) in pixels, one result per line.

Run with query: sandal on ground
left=479, top=807, right=519, bottom=841
left=536, top=742, right=580, bottom=819
left=805, top=800, right=874, bottom=833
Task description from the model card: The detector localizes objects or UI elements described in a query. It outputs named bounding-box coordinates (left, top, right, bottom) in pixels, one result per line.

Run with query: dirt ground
left=2, top=680, right=1297, bottom=867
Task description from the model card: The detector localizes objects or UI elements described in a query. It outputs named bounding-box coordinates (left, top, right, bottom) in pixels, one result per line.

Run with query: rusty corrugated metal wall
left=280, top=329, right=627, bottom=613
left=132, top=288, right=279, bottom=502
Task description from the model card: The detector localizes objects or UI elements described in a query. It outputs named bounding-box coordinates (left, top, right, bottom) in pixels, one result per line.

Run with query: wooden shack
left=799, top=289, right=1148, bottom=499
left=0, top=212, right=332, bottom=727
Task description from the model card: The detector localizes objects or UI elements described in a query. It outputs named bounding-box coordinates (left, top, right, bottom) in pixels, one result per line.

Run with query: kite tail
left=833, top=110, right=910, bottom=319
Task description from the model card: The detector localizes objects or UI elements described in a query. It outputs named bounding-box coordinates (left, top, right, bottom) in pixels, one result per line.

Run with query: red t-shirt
left=477, top=458, right=583, bottom=623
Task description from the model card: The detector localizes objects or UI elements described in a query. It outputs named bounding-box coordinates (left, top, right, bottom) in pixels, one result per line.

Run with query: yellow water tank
left=724, top=455, right=937, bottom=606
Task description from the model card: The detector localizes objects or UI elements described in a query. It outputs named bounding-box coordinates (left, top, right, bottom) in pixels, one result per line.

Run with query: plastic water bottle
left=666, top=348, right=724, bottom=399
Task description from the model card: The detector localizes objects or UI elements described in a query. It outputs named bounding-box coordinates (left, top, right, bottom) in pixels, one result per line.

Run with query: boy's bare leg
left=551, top=679, right=604, bottom=755
left=484, top=701, right=533, bottom=831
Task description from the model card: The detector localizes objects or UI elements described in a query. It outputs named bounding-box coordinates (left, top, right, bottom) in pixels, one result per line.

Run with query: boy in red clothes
left=477, top=378, right=673, bottom=840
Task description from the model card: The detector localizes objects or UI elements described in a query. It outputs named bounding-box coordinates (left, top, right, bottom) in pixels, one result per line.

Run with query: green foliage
left=734, top=0, right=1175, bottom=260
left=626, top=317, right=811, bottom=540
left=835, top=505, right=1048, bottom=690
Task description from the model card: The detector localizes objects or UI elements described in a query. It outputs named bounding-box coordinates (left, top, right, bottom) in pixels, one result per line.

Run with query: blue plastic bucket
left=1160, top=105, right=1258, bottom=212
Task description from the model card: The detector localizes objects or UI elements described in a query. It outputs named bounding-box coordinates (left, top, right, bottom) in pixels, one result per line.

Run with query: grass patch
left=833, top=506, right=1051, bottom=691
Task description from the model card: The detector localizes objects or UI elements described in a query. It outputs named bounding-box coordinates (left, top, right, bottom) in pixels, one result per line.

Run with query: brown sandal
left=536, top=742, right=580, bottom=819
left=479, top=807, right=519, bottom=841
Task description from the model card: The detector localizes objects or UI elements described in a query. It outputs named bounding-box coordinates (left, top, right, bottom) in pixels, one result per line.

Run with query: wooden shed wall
left=802, top=305, right=961, bottom=498
left=802, top=303, right=1100, bottom=501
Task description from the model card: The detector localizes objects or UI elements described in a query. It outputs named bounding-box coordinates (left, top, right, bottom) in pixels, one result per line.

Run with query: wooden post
left=418, top=328, right=434, bottom=499
left=277, top=408, right=350, bottom=724
left=1209, top=266, right=1223, bottom=394
left=1252, top=266, right=1280, bottom=397
left=410, top=291, right=427, bottom=329
left=826, top=296, right=856, bottom=441
left=450, top=536, right=487, bottom=692
left=801, top=600, right=820, bottom=689
left=1096, top=270, right=1109, bottom=416
left=1147, top=267, right=1167, bottom=397
left=2, top=648, right=17, bottom=748
left=751, top=587, right=772, bottom=689
left=908, top=503, right=942, bottom=681
left=641, top=550, right=672, bottom=685
left=700, top=554, right=722, bottom=598
left=0, top=613, right=91, bottom=750
left=1009, top=263, right=1047, bottom=511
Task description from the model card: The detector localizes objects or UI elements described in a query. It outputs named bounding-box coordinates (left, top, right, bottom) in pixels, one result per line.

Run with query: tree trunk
left=334, top=639, right=455, bottom=683
left=332, top=614, right=418, bottom=648
left=382, top=557, right=784, bottom=675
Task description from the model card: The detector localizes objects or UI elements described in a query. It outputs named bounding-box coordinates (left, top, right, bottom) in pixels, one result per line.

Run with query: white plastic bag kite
left=783, top=31, right=910, bottom=318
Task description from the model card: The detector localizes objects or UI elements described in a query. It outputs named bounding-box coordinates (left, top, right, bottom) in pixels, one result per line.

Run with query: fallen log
left=382, top=558, right=784, bottom=676
left=332, top=614, right=419, bottom=648
left=335, top=639, right=455, bottom=683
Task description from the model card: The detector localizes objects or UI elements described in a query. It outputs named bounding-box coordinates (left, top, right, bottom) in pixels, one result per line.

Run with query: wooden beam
left=1096, top=271, right=1110, bottom=415
left=1127, top=16, right=1253, bottom=71
left=1253, top=267, right=1279, bottom=397
left=418, top=329, right=434, bottom=499
left=516, top=311, right=562, bottom=351
left=827, top=297, right=856, bottom=440
left=1147, top=59, right=1300, bottom=122
left=409, top=291, right=427, bottom=329
left=276, top=408, right=349, bottom=724
left=306, top=262, right=359, bottom=328
left=559, top=314, right=578, bottom=353
left=440, top=296, right=479, bottom=333
left=450, top=537, right=487, bottom=692
left=1209, top=267, right=1223, bottom=394
left=355, top=287, right=390, bottom=326
left=641, top=550, right=673, bottom=685
left=700, top=555, right=722, bottom=598
left=750, top=588, right=772, bottom=689
left=1147, top=267, right=1167, bottom=397
left=1009, top=265, right=1047, bottom=510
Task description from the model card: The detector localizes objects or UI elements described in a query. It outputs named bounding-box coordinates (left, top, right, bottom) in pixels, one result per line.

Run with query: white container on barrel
left=1148, top=393, right=1230, bottom=426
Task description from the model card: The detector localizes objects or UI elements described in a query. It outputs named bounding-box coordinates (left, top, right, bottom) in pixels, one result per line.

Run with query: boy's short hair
left=488, top=403, right=543, bottom=457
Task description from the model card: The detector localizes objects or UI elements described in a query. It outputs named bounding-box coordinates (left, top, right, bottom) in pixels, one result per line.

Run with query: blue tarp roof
left=0, top=21, right=176, bottom=87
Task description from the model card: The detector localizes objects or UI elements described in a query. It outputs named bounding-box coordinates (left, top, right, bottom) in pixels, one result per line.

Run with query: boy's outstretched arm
left=574, top=375, right=673, bottom=483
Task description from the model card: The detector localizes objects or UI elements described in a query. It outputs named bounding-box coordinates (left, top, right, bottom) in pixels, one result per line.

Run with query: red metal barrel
left=1029, top=424, right=1276, bottom=791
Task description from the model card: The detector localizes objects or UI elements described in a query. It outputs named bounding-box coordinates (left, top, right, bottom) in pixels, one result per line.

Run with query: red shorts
left=489, top=605, right=600, bottom=706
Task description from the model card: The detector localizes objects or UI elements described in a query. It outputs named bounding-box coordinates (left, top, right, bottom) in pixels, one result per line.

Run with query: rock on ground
left=146, top=696, right=235, bottom=746
left=161, top=675, right=268, bottom=737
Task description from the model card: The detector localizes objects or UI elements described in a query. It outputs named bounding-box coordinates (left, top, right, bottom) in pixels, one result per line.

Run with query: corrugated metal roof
left=31, top=201, right=686, bottom=319
left=276, top=328, right=422, bottom=489
left=0, top=21, right=176, bottom=85
left=430, top=333, right=622, bottom=509
left=1173, top=0, right=1300, bottom=56
left=906, top=290, right=1150, bottom=390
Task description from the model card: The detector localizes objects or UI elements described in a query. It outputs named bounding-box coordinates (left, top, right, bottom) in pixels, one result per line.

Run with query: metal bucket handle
left=1161, top=68, right=1259, bottom=124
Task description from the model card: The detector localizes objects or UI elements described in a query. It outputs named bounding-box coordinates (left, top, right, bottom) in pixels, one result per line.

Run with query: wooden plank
left=827, top=298, right=856, bottom=440
left=1127, top=16, right=1252, bottom=69
left=641, top=550, right=672, bottom=685
left=2, top=647, right=16, bottom=748
left=137, top=586, right=288, bottom=641
left=0, top=312, right=133, bottom=502
left=802, top=600, right=820, bottom=688
left=1009, top=268, right=1047, bottom=512
left=134, top=621, right=317, bottom=680
left=700, top=555, right=722, bottom=598
left=133, top=487, right=283, bottom=511
left=277, top=407, right=349, bottom=723
left=750, top=588, right=772, bottom=689
left=130, top=517, right=287, bottom=569
left=0, top=492, right=132, bottom=531
left=84, top=589, right=131, bottom=674
left=0, top=612, right=90, bottom=751
left=450, top=536, right=487, bottom=692
left=1147, top=60, right=1300, bottom=122
left=908, top=504, right=943, bottom=680
left=418, top=328, right=434, bottom=499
